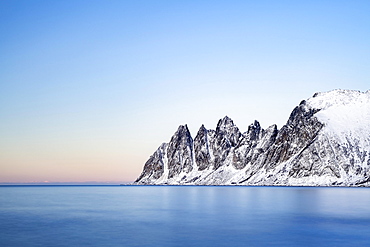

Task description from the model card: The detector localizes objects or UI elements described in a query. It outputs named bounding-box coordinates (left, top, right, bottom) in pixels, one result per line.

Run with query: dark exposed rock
left=167, top=125, right=194, bottom=179
left=262, top=102, right=324, bottom=171
left=135, top=90, right=370, bottom=187
left=194, top=125, right=212, bottom=171
left=212, top=116, right=242, bottom=170
left=135, top=143, right=167, bottom=182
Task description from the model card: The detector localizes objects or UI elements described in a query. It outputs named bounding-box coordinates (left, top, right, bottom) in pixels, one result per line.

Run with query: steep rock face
left=134, top=89, right=370, bottom=186
left=262, top=101, right=324, bottom=171
left=135, top=143, right=167, bottom=182
left=212, top=116, right=242, bottom=170
left=289, top=90, right=370, bottom=185
left=232, top=123, right=278, bottom=180
left=194, top=125, right=213, bottom=171
left=246, top=90, right=370, bottom=186
left=166, top=125, right=194, bottom=179
left=232, top=120, right=265, bottom=170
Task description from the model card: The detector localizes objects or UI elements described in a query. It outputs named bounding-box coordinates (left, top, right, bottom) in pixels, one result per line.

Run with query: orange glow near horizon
left=0, top=150, right=143, bottom=183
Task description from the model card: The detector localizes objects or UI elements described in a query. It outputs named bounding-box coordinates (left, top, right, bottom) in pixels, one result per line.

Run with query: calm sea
left=0, top=185, right=369, bottom=247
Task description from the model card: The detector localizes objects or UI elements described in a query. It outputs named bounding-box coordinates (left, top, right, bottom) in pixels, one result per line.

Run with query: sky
left=1, top=0, right=370, bottom=184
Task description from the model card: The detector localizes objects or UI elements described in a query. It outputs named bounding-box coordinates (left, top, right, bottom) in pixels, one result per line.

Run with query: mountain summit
left=134, top=89, right=370, bottom=186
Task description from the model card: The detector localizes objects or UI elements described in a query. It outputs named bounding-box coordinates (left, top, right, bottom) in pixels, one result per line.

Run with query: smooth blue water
left=1, top=185, right=370, bottom=247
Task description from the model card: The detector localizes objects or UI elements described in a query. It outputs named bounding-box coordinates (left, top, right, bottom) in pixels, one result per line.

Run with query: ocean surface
left=1, top=185, right=370, bottom=247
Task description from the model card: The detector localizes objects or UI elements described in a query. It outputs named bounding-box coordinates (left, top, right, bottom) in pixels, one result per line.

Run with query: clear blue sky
left=1, top=0, right=369, bottom=183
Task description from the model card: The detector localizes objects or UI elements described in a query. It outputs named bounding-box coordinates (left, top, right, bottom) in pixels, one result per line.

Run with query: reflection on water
left=0, top=186, right=370, bottom=246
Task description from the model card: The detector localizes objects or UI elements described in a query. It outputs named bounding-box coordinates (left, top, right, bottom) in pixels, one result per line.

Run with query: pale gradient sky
left=1, top=0, right=370, bottom=183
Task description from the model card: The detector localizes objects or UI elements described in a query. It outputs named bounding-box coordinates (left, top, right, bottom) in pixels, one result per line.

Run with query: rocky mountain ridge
left=134, top=89, right=370, bottom=186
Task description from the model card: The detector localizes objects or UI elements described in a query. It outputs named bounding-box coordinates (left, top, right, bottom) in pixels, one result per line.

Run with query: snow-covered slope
left=134, top=89, right=370, bottom=186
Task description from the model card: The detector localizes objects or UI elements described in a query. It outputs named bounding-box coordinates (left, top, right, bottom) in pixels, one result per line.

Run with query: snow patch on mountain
left=307, top=89, right=370, bottom=145
left=134, top=89, right=370, bottom=187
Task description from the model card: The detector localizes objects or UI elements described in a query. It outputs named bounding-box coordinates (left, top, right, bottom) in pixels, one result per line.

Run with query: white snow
left=306, top=89, right=370, bottom=146
left=137, top=89, right=370, bottom=187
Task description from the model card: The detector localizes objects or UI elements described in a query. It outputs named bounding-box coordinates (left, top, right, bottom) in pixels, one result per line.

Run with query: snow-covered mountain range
left=134, top=89, right=370, bottom=186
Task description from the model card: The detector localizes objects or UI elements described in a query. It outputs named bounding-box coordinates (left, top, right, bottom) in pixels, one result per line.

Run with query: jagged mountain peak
left=246, top=120, right=262, bottom=141
left=199, top=124, right=207, bottom=131
left=247, top=120, right=261, bottom=132
left=135, top=89, right=370, bottom=187
left=169, top=124, right=193, bottom=147
left=214, top=116, right=241, bottom=147
left=176, top=124, right=190, bottom=133
left=265, top=124, right=278, bottom=135
left=216, top=116, right=235, bottom=131
left=221, top=115, right=233, bottom=121
left=195, top=124, right=211, bottom=139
